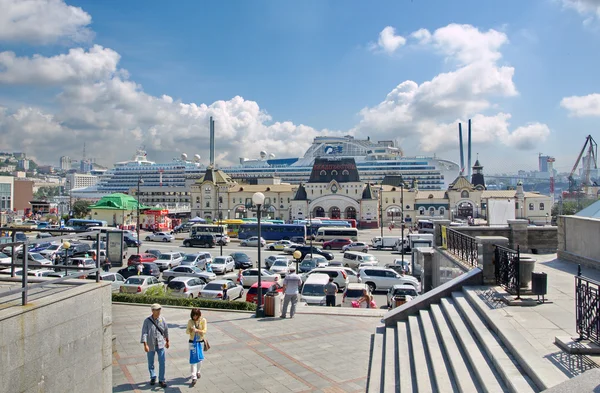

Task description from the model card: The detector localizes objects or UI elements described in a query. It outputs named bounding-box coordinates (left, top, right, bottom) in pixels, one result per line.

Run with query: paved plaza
left=112, top=304, right=380, bottom=393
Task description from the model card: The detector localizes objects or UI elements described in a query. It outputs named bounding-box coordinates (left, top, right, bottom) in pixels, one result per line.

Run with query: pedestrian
left=186, top=308, right=207, bottom=387
left=237, top=268, right=244, bottom=287
left=280, top=267, right=303, bottom=318
left=324, top=277, right=338, bottom=307
left=357, top=289, right=374, bottom=308
left=77, top=260, right=85, bottom=279
left=137, top=262, right=144, bottom=276
left=222, top=283, right=228, bottom=300
left=141, top=303, right=170, bottom=388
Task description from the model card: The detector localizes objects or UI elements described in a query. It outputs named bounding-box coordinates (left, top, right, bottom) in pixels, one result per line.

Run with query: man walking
left=141, top=304, right=170, bottom=388
left=280, top=267, right=303, bottom=318
left=324, top=277, right=338, bottom=307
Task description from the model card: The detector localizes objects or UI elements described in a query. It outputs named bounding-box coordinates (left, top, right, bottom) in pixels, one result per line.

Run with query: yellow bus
left=215, top=219, right=244, bottom=238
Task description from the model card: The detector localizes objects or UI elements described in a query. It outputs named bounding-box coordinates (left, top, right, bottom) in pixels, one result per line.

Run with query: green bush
left=144, top=285, right=172, bottom=297
left=112, top=293, right=257, bottom=311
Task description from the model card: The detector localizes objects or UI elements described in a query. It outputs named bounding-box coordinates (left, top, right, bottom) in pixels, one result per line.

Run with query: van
left=371, top=236, right=401, bottom=250
left=300, top=273, right=330, bottom=306
left=395, top=233, right=433, bottom=253
left=342, top=251, right=378, bottom=269
left=85, top=226, right=112, bottom=240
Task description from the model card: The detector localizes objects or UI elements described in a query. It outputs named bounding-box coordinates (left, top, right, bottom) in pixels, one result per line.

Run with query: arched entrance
left=329, top=206, right=341, bottom=219
left=234, top=206, right=247, bottom=219
left=314, top=206, right=325, bottom=218
left=457, top=201, right=473, bottom=218
left=345, top=206, right=356, bottom=220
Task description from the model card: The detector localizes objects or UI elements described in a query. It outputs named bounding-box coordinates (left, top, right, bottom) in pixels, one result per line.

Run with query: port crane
left=567, top=135, right=598, bottom=195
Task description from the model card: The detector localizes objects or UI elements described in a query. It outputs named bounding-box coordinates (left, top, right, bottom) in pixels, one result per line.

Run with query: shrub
left=112, top=293, right=257, bottom=311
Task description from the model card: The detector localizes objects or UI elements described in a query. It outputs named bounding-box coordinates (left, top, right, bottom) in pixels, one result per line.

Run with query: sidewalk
left=112, top=304, right=379, bottom=393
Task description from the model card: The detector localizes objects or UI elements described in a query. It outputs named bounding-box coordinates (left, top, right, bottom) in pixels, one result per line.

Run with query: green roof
left=90, top=193, right=148, bottom=210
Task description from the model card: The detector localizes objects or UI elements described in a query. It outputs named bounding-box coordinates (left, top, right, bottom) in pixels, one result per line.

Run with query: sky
left=0, top=0, right=600, bottom=174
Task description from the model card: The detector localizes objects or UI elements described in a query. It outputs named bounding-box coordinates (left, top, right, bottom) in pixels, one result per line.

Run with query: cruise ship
left=72, top=136, right=459, bottom=197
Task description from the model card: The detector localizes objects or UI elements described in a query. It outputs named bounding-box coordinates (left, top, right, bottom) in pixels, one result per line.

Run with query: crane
left=568, top=135, right=598, bottom=195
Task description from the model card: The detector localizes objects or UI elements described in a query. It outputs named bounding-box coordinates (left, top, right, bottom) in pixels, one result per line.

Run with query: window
left=331, top=170, right=338, bottom=175
left=393, top=198, right=395, bottom=203
left=419, top=207, right=425, bottom=215
left=429, top=207, right=435, bottom=214
left=195, top=197, right=200, bottom=203
left=218, top=196, right=223, bottom=203
left=539, top=203, right=545, bottom=210
left=439, top=207, right=445, bottom=215
left=320, top=170, right=326, bottom=176
left=287, top=198, right=290, bottom=203
left=385, top=198, right=388, bottom=203
left=206, top=201, right=210, bottom=208
left=529, top=203, right=534, bottom=211
left=461, top=190, right=469, bottom=198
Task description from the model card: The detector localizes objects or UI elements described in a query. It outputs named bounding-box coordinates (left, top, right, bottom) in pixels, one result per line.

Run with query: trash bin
left=531, top=272, right=547, bottom=300
left=519, top=256, right=536, bottom=288
left=264, top=292, right=276, bottom=317
left=394, top=296, right=407, bottom=308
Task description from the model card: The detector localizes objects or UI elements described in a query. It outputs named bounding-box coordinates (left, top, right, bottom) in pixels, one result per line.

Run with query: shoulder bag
left=201, top=318, right=210, bottom=351
left=148, top=317, right=165, bottom=337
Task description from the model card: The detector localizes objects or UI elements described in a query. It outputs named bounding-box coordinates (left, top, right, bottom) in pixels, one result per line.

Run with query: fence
left=494, top=245, right=521, bottom=299
left=445, top=227, right=479, bottom=269
left=575, top=267, right=600, bottom=346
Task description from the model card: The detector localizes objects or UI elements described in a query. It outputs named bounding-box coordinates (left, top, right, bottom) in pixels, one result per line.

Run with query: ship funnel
left=458, top=123, right=465, bottom=175
left=209, top=116, right=215, bottom=166
left=468, top=119, right=472, bottom=178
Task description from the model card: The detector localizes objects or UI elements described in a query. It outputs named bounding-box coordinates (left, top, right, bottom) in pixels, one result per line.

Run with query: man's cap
left=150, top=303, right=162, bottom=310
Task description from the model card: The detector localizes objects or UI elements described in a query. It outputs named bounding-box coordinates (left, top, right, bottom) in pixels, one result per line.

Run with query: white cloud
left=561, top=93, right=600, bottom=116
left=504, top=123, right=551, bottom=150
left=0, top=45, right=120, bottom=85
left=0, top=0, right=93, bottom=44
left=560, top=0, right=600, bottom=20
left=372, top=26, right=406, bottom=54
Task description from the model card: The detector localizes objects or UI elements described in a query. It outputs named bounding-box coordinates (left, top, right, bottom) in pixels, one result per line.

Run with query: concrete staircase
left=367, top=287, right=569, bottom=392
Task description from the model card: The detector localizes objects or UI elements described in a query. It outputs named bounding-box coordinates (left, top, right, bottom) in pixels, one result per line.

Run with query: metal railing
left=446, top=227, right=479, bottom=269
left=494, top=245, right=521, bottom=299
left=576, top=266, right=600, bottom=345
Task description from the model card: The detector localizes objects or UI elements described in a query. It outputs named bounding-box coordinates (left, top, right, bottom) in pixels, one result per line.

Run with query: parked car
left=341, top=267, right=361, bottom=283
left=153, top=252, right=184, bottom=271
left=180, top=253, right=212, bottom=269
left=358, top=267, right=419, bottom=293
left=36, top=232, right=53, bottom=239
left=117, top=262, right=161, bottom=279
left=215, top=234, right=230, bottom=246
left=145, top=232, right=175, bottom=242
left=211, top=256, right=235, bottom=274
left=300, top=273, right=329, bottom=306
left=239, top=269, right=281, bottom=287
left=16, top=252, right=53, bottom=266
left=295, top=246, right=334, bottom=261
left=183, top=234, right=216, bottom=248
left=246, top=281, right=283, bottom=304
left=146, top=249, right=162, bottom=258
left=301, top=255, right=329, bottom=267
left=39, top=243, right=64, bottom=259
left=342, top=251, right=378, bottom=269
left=87, top=272, right=126, bottom=292
left=0, top=251, right=10, bottom=264
left=199, top=279, right=243, bottom=300
left=230, top=252, right=253, bottom=269
left=240, top=237, right=266, bottom=247
left=301, top=267, right=349, bottom=291
left=119, top=275, right=163, bottom=294
left=29, top=242, right=55, bottom=253
left=127, top=253, right=157, bottom=266
left=269, top=259, right=293, bottom=276
left=342, top=242, right=370, bottom=253
left=167, top=276, right=207, bottom=298
left=267, top=240, right=294, bottom=251
left=385, top=259, right=411, bottom=275
left=264, top=255, right=289, bottom=269
left=173, top=223, right=193, bottom=233
left=162, top=265, right=216, bottom=282
left=322, top=238, right=353, bottom=250
left=342, top=283, right=371, bottom=307
left=386, top=284, right=419, bottom=307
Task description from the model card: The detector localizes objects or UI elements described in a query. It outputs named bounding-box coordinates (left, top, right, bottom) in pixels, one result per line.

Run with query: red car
left=245, top=282, right=283, bottom=304
left=322, top=238, right=353, bottom=250
left=127, top=253, right=157, bottom=266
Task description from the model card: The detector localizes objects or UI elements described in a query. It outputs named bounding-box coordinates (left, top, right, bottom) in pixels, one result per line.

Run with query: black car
left=123, top=236, right=141, bottom=247
left=117, top=262, right=161, bottom=279
left=230, top=252, right=253, bottom=269
left=290, top=236, right=306, bottom=244
left=183, top=235, right=215, bottom=248
left=295, top=246, right=334, bottom=261
left=173, top=223, right=193, bottom=234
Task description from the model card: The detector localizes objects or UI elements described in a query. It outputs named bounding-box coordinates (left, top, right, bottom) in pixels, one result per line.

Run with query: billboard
left=106, top=230, right=124, bottom=265
left=487, top=199, right=515, bottom=226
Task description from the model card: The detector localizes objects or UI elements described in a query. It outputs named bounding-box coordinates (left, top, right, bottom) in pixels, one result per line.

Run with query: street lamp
left=63, top=241, right=71, bottom=274
left=137, top=178, right=144, bottom=255
left=217, top=186, right=223, bottom=256
left=66, top=179, right=72, bottom=217
left=252, top=192, right=265, bottom=318
left=379, top=186, right=384, bottom=240
left=400, top=179, right=405, bottom=263
left=293, top=250, right=302, bottom=273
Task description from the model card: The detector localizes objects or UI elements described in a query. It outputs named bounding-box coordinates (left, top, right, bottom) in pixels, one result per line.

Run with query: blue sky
left=1, top=0, right=599, bottom=174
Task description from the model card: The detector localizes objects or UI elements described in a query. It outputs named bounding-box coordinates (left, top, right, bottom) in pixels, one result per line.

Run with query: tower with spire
left=471, top=156, right=486, bottom=189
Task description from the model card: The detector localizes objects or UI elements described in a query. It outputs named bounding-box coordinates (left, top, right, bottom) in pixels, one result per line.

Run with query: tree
left=34, top=186, right=60, bottom=200
left=551, top=198, right=597, bottom=217
left=72, top=200, right=92, bottom=218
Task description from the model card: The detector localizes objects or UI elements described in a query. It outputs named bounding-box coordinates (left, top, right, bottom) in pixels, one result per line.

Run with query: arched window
left=342, top=169, right=349, bottom=176
left=419, top=207, right=425, bottom=215
left=320, top=170, right=326, bottom=176
left=539, top=203, right=545, bottom=210
left=331, top=170, right=338, bottom=176
left=429, top=207, right=435, bottom=215
left=529, top=203, right=534, bottom=211
left=461, top=190, right=469, bottom=198
left=195, top=197, right=200, bottom=203
left=440, top=207, right=445, bottom=215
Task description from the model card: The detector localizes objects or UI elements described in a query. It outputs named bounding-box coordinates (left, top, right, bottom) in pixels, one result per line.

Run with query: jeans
left=326, top=295, right=336, bottom=307
left=147, top=348, right=166, bottom=382
left=281, top=294, right=298, bottom=317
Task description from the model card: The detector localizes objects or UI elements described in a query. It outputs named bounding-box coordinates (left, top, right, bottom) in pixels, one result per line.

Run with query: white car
left=145, top=232, right=175, bottom=242
left=265, top=255, right=290, bottom=269
left=211, top=256, right=235, bottom=274
left=342, top=242, right=370, bottom=253
left=215, top=234, right=230, bottom=245
left=240, top=268, right=281, bottom=287
left=341, top=267, right=361, bottom=284
left=19, top=252, right=53, bottom=266
left=269, top=259, right=293, bottom=276
left=154, top=252, right=184, bottom=271
left=342, top=283, right=371, bottom=307
left=240, top=237, right=266, bottom=247
left=167, top=276, right=206, bottom=298
left=358, top=267, right=419, bottom=293
left=301, top=267, right=350, bottom=291
left=119, top=275, right=163, bottom=294
left=39, top=244, right=64, bottom=259
left=180, top=253, right=212, bottom=269
left=90, top=272, right=126, bottom=292
left=283, top=244, right=301, bottom=254
left=162, top=265, right=216, bottom=282
left=267, top=240, right=294, bottom=251
left=26, top=269, right=55, bottom=277
left=0, top=251, right=11, bottom=264
left=199, top=279, right=244, bottom=300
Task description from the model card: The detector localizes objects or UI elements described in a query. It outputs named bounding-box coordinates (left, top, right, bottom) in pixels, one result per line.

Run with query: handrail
left=575, top=266, right=600, bottom=345
left=494, top=244, right=521, bottom=299
left=445, top=227, right=478, bottom=269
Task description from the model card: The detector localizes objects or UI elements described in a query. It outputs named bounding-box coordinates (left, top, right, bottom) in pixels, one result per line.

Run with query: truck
left=8, top=218, right=38, bottom=230
left=395, top=233, right=434, bottom=253
left=371, top=236, right=402, bottom=250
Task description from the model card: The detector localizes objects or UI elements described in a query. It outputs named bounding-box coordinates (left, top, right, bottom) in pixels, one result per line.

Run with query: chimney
left=209, top=116, right=215, bottom=166
left=458, top=123, right=465, bottom=175
left=467, top=119, right=472, bottom=179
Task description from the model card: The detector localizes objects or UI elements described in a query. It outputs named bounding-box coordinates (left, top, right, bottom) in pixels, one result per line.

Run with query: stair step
left=383, top=326, right=397, bottom=393
left=419, top=309, right=455, bottom=393
left=440, top=297, right=506, bottom=393
left=430, top=304, right=480, bottom=393
left=462, top=288, right=569, bottom=390
left=367, top=332, right=384, bottom=393
left=408, top=315, right=433, bottom=393
left=452, top=292, right=538, bottom=393
left=397, top=321, right=415, bottom=393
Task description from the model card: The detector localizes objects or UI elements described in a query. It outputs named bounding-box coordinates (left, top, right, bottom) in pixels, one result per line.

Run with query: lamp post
left=476, top=203, right=479, bottom=219
left=63, top=241, right=71, bottom=274
left=66, top=179, right=72, bottom=217
left=400, top=179, right=405, bottom=263
left=217, top=186, right=223, bottom=256
left=293, top=250, right=302, bottom=273
left=137, top=178, right=144, bottom=255
left=379, top=186, right=384, bottom=240
left=252, top=192, right=266, bottom=318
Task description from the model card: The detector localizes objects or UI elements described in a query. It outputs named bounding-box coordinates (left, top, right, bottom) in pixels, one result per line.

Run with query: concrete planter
left=519, top=256, right=536, bottom=288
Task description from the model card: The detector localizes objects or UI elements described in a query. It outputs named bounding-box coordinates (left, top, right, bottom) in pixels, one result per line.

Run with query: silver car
left=211, top=256, right=235, bottom=274
left=167, top=276, right=206, bottom=298
left=162, top=265, right=216, bottom=282
left=145, top=232, right=175, bottom=242
left=154, top=252, right=184, bottom=271
left=240, top=237, right=266, bottom=247
left=199, top=279, right=243, bottom=300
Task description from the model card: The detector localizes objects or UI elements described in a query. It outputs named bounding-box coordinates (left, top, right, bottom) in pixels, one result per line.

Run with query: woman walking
left=186, top=308, right=207, bottom=386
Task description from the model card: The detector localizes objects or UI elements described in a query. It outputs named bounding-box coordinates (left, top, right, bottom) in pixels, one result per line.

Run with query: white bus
left=190, top=224, right=226, bottom=238
left=315, top=227, right=358, bottom=242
